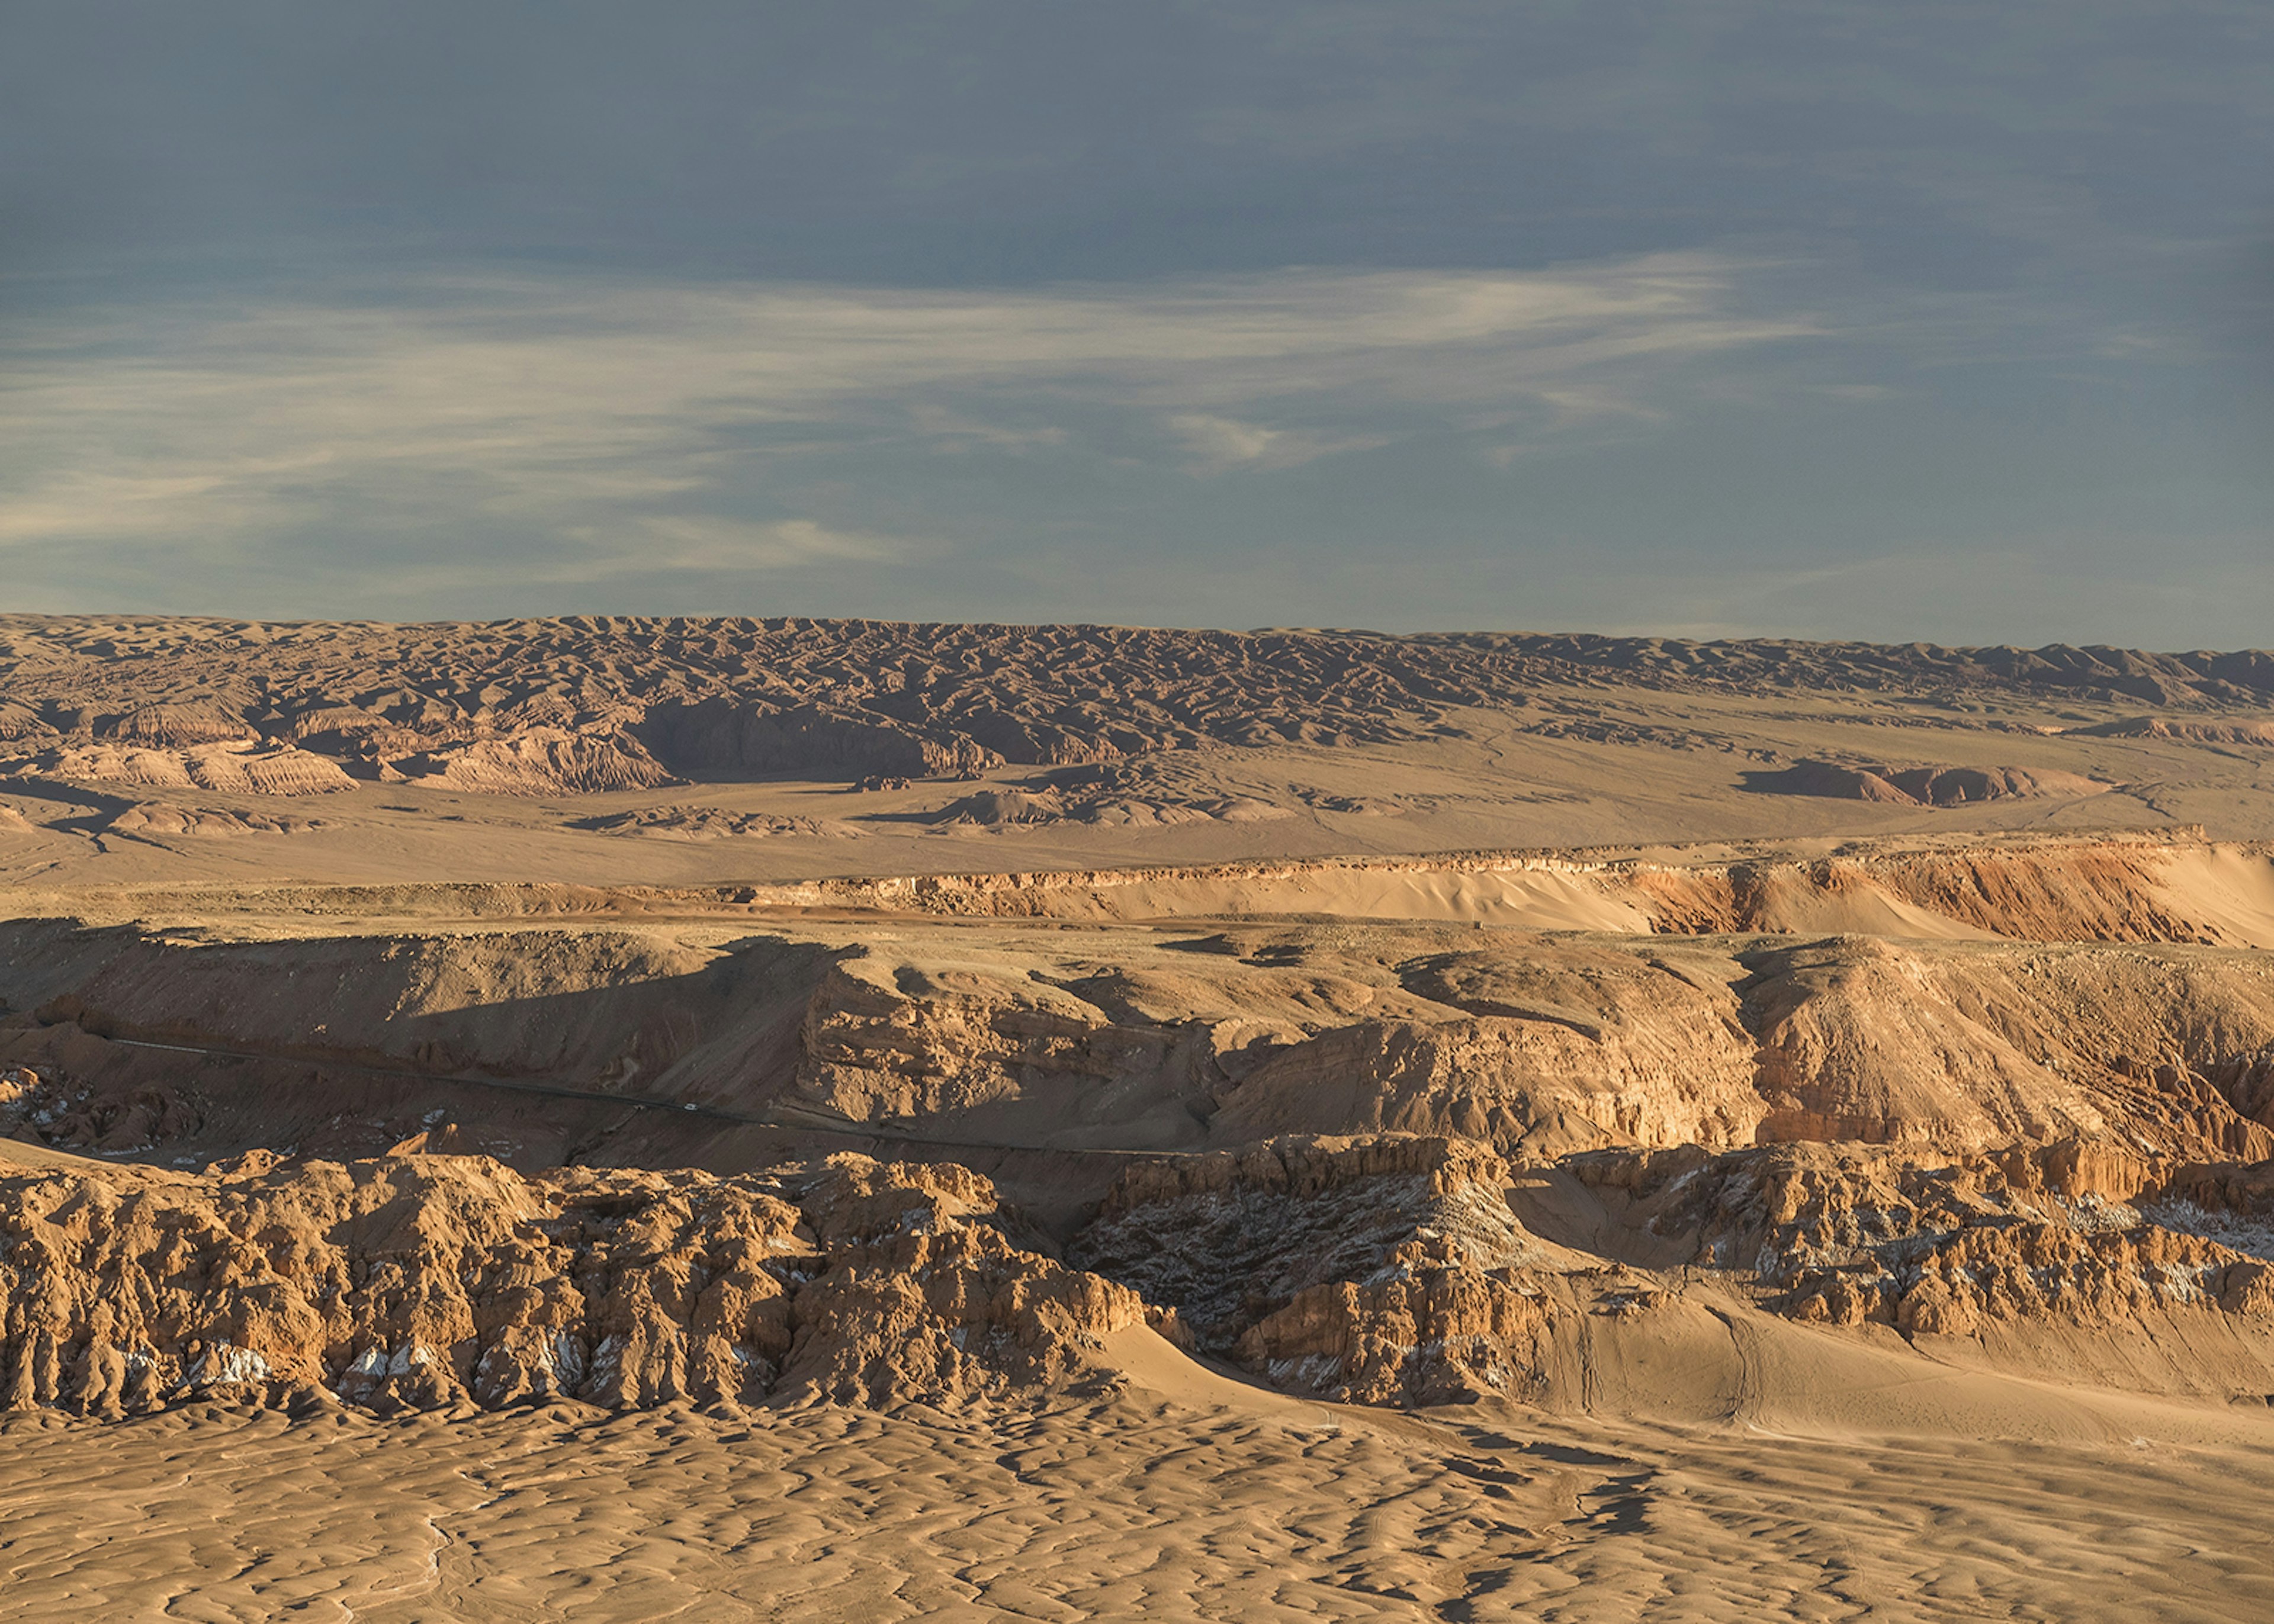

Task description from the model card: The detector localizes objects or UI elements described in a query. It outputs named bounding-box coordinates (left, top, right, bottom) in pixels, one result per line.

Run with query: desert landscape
left=0, top=615, right=2268, bottom=1619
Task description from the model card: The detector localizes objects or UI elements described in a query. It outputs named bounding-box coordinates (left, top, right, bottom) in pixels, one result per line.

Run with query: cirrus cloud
left=0, top=253, right=1822, bottom=585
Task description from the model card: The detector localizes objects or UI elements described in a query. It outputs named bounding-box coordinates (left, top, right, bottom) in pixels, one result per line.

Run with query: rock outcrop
left=570, top=806, right=857, bottom=840
left=1626, top=840, right=2223, bottom=943
left=1740, top=937, right=2274, bottom=1160
left=384, top=729, right=681, bottom=796
left=2067, top=718, right=2274, bottom=746
left=730, top=836, right=2271, bottom=952
left=107, top=803, right=325, bottom=837
left=0, top=1150, right=1141, bottom=1419
left=1076, top=1136, right=1581, bottom=1406
left=1560, top=1138, right=2274, bottom=1334
left=14, top=892, right=2274, bottom=1173
left=21, top=741, right=355, bottom=795
left=1073, top=1133, right=2274, bottom=1408
left=792, top=953, right=1226, bottom=1146
left=4, top=1116, right=2272, bottom=1421
left=1751, top=760, right=2107, bottom=807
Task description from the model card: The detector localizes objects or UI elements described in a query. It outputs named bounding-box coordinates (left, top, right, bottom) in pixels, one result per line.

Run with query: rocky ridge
left=1074, top=1134, right=2274, bottom=1407
left=9, top=847, right=2274, bottom=1168
left=7, top=616, right=2274, bottom=794
left=726, top=834, right=2247, bottom=947
left=5, top=1060, right=2274, bottom=1420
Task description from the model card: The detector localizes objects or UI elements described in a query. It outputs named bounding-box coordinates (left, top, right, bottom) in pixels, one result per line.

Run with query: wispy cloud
left=1167, top=412, right=1390, bottom=474
left=904, top=404, right=1069, bottom=454
left=0, top=254, right=1820, bottom=578
left=616, top=516, right=910, bottom=574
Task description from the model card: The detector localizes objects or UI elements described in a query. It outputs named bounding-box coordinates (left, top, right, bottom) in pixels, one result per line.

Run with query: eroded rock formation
left=0, top=1151, right=1140, bottom=1418
left=7, top=615, right=2274, bottom=793
left=1073, top=1134, right=2274, bottom=1408
left=1075, top=1136, right=1573, bottom=1406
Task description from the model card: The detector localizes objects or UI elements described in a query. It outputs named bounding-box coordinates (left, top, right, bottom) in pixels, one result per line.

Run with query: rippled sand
left=5, top=1355, right=2271, bottom=1623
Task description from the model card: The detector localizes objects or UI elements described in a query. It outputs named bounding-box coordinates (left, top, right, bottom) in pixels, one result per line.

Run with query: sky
left=3, top=1, right=2272, bottom=644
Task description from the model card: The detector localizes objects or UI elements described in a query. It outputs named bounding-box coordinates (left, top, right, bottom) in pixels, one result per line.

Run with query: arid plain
left=4, top=615, right=2274, bottom=1622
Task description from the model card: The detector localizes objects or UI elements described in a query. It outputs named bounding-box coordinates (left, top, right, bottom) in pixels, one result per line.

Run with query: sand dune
left=1, top=1358, right=2268, bottom=1622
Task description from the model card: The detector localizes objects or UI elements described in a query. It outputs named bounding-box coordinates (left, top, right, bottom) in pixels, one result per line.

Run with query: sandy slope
left=2, top=1346, right=2269, bottom=1623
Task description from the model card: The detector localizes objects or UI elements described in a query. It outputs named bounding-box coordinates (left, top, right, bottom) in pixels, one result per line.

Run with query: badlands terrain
left=4, top=615, right=2274, bottom=1620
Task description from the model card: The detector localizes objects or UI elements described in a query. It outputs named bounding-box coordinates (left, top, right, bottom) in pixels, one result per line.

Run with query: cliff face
left=0, top=1151, right=1141, bottom=1419
left=3, top=1125, right=2270, bottom=1422
left=1072, top=1134, right=2274, bottom=1409
left=1560, top=1139, right=2274, bottom=1331
left=1074, top=1136, right=1578, bottom=1407
left=784, top=922, right=2274, bottom=1162
left=756, top=838, right=2273, bottom=947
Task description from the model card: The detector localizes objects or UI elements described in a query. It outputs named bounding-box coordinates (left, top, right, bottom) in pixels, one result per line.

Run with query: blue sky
left=4, top=1, right=2270, bottom=641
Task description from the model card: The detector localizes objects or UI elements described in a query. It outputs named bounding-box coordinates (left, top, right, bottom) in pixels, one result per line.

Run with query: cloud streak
left=1167, top=413, right=1390, bottom=474
left=0, top=255, right=1817, bottom=574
